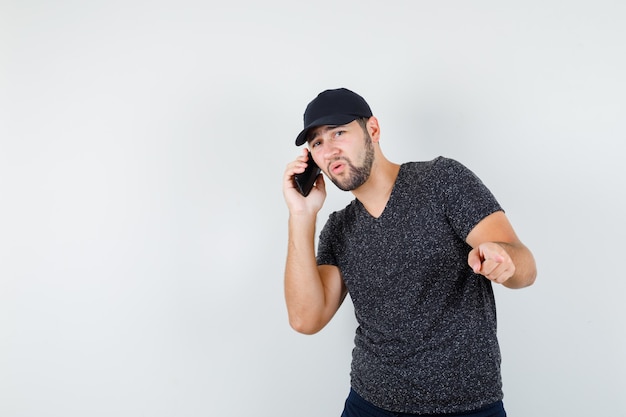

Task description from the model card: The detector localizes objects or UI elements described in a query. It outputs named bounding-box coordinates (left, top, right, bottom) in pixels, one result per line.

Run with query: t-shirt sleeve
left=437, top=158, right=503, bottom=241
left=316, top=212, right=339, bottom=266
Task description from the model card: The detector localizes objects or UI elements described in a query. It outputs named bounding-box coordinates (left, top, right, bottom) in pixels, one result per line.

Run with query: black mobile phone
left=294, top=150, right=321, bottom=197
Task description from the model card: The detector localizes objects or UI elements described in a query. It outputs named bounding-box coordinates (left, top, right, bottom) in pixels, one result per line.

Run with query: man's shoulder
left=326, top=198, right=358, bottom=223
left=399, top=156, right=448, bottom=179
left=401, top=156, right=471, bottom=179
left=402, top=156, right=460, bottom=169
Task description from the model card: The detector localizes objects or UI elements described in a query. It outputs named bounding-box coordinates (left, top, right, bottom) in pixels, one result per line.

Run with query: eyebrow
left=307, top=125, right=342, bottom=142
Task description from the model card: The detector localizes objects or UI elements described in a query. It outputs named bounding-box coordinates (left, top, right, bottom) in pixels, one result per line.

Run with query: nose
left=323, top=140, right=340, bottom=161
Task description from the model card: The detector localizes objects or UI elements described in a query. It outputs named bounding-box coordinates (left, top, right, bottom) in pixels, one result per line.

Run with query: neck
left=352, top=154, right=400, bottom=218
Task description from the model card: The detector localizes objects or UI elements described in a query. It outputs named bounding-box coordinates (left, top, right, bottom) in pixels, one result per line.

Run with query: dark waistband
left=345, top=388, right=505, bottom=417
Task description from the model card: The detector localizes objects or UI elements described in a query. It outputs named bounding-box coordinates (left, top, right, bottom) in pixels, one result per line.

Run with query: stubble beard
left=329, top=133, right=375, bottom=192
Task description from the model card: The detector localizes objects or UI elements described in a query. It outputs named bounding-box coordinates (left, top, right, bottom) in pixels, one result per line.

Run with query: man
left=282, top=88, right=536, bottom=417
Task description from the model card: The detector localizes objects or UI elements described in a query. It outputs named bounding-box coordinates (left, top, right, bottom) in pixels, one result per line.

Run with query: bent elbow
left=523, top=259, right=538, bottom=288
left=288, top=315, right=324, bottom=335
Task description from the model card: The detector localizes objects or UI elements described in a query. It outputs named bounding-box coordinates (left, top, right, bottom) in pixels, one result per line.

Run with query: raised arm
left=466, top=211, right=537, bottom=289
left=283, top=151, right=347, bottom=334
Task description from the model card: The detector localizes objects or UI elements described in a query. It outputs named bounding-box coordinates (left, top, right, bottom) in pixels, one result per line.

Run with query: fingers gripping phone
left=294, top=150, right=321, bottom=197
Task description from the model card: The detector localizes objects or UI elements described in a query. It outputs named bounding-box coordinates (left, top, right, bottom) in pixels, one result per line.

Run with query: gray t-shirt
left=317, top=157, right=504, bottom=414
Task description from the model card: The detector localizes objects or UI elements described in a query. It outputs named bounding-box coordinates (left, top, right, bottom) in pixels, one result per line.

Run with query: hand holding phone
left=293, top=150, right=321, bottom=197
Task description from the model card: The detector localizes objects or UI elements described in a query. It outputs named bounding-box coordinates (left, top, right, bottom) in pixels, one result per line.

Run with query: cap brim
left=294, top=114, right=360, bottom=146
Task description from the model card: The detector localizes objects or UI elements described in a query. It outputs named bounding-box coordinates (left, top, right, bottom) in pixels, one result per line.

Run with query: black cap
left=295, top=88, right=373, bottom=146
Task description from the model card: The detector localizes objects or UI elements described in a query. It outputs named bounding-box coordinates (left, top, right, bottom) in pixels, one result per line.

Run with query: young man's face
left=307, top=119, right=375, bottom=191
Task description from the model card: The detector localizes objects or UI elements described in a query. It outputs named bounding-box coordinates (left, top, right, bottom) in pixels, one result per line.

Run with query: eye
left=311, top=139, right=322, bottom=148
left=334, top=130, right=345, bottom=138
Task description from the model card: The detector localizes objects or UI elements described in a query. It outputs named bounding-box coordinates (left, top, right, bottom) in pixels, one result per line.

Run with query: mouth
left=329, top=160, right=346, bottom=175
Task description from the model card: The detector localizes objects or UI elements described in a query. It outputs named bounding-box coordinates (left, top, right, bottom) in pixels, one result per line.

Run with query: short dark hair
left=355, top=117, right=371, bottom=133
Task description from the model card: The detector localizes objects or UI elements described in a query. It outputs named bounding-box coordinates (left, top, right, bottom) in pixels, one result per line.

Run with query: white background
left=1, top=1, right=625, bottom=416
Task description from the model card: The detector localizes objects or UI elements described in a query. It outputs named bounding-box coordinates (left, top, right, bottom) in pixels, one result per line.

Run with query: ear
left=367, top=116, right=381, bottom=143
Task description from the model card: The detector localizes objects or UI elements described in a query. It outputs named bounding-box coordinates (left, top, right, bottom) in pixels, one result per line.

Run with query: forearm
left=284, top=214, right=328, bottom=334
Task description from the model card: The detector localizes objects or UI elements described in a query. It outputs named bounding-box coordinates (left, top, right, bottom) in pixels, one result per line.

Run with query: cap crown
left=295, top=88, right=372, bottom=146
